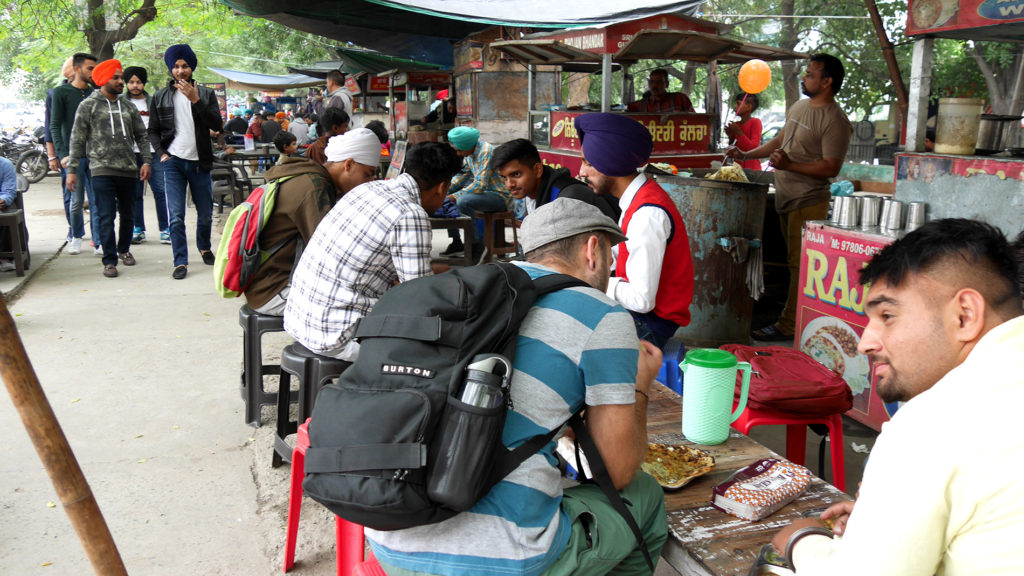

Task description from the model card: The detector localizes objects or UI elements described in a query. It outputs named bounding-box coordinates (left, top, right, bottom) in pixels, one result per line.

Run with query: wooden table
left=647, top=384, right=852, bottom=576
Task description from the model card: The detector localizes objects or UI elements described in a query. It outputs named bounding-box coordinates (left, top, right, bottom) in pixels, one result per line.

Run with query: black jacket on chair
left=148, top=79, right=223, bottom=172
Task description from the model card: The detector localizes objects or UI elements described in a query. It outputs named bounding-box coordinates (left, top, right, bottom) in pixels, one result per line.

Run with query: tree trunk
left=780, top=0, right=801, bottom=108
left=863, top=0, right=908, bottom=136
left=84, top=0, right=158, bottom=62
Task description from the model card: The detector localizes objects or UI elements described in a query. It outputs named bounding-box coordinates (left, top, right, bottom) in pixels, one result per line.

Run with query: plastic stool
left=273, top=343, right=351, bottom=467
left=238, top=305, right=288, bottom=426
left=284, top=419, right=367, bottom=575
left=655, top=338, right=686, bottom=394
left=478, top=211, right=519, bottom=263
left=353, top=551, right=386, bottom=576
left=731, top=407, right=846, bottom=492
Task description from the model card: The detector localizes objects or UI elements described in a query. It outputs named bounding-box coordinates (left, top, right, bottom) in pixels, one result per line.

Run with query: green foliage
left=0, top=0, right=335, bottom=102
left=930, top=40, right=988, bottom=100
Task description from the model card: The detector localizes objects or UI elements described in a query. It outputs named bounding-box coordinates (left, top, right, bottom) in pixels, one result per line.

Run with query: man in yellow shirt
left=773, top=218, right=1024, bottom=575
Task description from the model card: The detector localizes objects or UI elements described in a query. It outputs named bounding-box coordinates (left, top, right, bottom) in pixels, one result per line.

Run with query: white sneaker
left=0, top=259, right=15, bottom=272
left=94, top=245, right=103, bottom=256
left=68, top=238, right=82, bottom=255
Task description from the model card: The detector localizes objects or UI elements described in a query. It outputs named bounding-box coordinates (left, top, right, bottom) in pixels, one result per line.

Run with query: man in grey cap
left=368, top=197, right=667, bottom=576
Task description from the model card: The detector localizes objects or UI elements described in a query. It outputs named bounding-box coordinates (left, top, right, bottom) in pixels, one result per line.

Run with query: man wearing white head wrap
left=241, top=128, right=379, bottom=316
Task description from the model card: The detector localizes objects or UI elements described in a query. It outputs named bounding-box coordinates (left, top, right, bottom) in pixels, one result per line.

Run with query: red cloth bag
left=719, top=345, right=853, bottom=416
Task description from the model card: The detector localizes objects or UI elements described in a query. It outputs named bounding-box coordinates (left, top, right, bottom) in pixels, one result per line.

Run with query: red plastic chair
left=284, top=418, right=367, bottom=575
left=731, top=407, right=847, bottom=492
left=353, top=551, right=386, bottom=576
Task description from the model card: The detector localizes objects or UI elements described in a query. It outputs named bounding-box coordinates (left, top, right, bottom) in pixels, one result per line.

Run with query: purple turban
left=164, top=44, right=197, bottom=73
left=575, top=113, right=653, bottom=177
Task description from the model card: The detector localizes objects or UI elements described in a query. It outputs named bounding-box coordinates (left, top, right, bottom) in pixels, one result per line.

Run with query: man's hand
left=60, top=156, right=69, bottom=169
left=769, top=149, right=791, bottom=170
left=725, top=122, right=743, bottom=138
left=820, top=500, right=855, bottom=536
left=139, top=164, right=152, bottom=182
left=66, top=172, right=77, bottom=192
left=0, top=199, right=7, bottom=210
left=637, top=340, right=662, bottom=396
left=445, top=194, right=456, bottom=203
left=771, top=517, right=827, bottom=554
left=724, top=146, right=743, bottom=160
left=48, top=157, right=60, bottom=171
left=176, top=79, right=199, bottom=104
left=430, top=262, right=451, bottom=274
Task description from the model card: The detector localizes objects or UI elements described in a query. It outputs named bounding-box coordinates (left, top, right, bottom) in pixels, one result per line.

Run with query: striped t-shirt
left=366, top=262, right=639, bottom=576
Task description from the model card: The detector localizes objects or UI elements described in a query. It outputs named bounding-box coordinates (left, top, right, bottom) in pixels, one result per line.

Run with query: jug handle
left=730, top=361, right=752, bottom=424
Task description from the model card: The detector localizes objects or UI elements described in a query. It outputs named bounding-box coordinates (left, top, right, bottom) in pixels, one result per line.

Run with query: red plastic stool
left=731, top=407, right=846, bottom=492
left=353, top=551, right=387, bottom=576
left=284, top=418, right=367, bottom=575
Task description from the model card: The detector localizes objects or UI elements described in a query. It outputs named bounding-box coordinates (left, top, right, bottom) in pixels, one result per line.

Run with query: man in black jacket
left=148, top=43, right=224, bottom=280
left=491, top=138, right=620, bottom=222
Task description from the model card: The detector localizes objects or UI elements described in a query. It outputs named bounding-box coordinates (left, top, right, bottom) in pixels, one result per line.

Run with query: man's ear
left=342, top=158, right=355, bottom=173
left=532, top=161, right=544, bottom=180
left=584, top=234, right=600, bottom=270
left=952, top=288, right=987, bottom=343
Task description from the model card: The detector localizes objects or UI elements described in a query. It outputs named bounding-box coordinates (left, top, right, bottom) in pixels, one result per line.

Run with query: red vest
left=616, top=178, right=694, bottom=327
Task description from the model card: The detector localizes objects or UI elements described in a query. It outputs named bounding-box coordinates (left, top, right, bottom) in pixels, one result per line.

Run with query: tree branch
left=114, top=0, right=159, bottom=43
left=971, top=43, right=1003, bottom=111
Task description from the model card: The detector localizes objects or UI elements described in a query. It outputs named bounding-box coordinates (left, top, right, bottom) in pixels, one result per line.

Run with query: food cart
left=383, top=70, right=453, bottom=145
left=491, top=13, right=805, bottom=172
left=795, top=0, right=1024, bottom=432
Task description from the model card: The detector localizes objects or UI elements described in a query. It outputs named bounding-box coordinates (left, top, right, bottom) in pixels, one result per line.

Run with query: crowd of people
left=16, top=44, right=1024, bottom=576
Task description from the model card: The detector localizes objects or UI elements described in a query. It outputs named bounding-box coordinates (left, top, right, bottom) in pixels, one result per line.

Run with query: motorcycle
left=1, top=129, right=48, bottom=184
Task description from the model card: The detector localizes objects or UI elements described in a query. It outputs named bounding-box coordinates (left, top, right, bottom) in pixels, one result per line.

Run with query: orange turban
left=93, top=59, right=122, bottom=86
left=275, top=111, right=286, bottom=119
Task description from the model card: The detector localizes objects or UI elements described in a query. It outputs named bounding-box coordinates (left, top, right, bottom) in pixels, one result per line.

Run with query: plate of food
left=800, top=316, right=871, bottom=396
left=642, top=443, right=715, bottom=490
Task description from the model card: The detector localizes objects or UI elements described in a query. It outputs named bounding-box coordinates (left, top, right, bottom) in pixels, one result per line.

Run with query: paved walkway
left=1, top=174, right=338, bottom=575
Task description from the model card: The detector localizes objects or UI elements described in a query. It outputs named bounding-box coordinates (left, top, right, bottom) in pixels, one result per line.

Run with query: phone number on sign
left=832, top=238, right=884, bottom=257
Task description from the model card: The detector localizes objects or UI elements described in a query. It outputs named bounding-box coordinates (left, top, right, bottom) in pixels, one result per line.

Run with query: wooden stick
left=0, top=296, right=127, bottom=575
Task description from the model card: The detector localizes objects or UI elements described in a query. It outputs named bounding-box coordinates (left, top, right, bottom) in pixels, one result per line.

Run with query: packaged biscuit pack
left=712, top=458, right=812, bottom=521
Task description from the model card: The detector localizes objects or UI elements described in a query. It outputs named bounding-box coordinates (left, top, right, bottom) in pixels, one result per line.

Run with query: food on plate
left=705, top=163, right=749, bottom=182
left=912, top=0, right=942, bottom=28
left=642, top=443, right=715, bottom=489
left=800, top=317, right=871, bottom=396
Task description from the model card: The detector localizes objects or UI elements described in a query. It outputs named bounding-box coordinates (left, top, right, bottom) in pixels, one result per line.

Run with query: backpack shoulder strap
left=532, top=272, right=589, bottom=296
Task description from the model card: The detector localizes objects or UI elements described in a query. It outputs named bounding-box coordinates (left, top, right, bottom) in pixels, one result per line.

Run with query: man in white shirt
left=123, top=66, right=169, bottom=245
left=576, top=113, right=694, bottom=349
left=773, top=218, right=1024, bottom=576
left=147, top=44, right=224, bottom=280
left=288, top=113, right=309, bottom=146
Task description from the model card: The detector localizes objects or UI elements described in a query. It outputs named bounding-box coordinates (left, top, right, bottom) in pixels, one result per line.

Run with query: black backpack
left=301, top=262, right=654, bottom=570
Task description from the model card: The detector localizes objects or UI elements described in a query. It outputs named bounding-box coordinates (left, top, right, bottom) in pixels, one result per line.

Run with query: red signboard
left=369, top=76, right=390, bottom=92
left=548, top=111, right=712, bottom=155
left=795, top=222, right=898, bottom=432
left=344, top=76, right=361, bottom=96
left=455, top=74, right=473, bottom=117
left=907, top=0, right=1024, bottom=35
left=897, top=153, right=1024, bottom=182
left=538, top=13, right=717, bottom=54
left=405, top=71, right=452, bottom=87
left=454, top=42, right=484, bottom=75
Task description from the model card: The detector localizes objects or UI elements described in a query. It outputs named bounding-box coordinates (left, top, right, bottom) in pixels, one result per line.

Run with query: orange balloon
left=738, top=59, right=772, bottom=94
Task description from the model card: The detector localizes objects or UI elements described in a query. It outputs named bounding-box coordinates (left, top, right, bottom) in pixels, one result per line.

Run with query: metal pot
left=976, top=114, right=1022, bottom=154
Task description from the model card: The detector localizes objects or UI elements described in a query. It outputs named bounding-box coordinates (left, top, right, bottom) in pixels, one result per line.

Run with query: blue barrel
left=654, top=170, right=768, bottom=347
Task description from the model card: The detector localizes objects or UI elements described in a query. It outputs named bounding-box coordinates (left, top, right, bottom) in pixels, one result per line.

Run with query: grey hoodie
left=67, top=90, right=151, bottom=177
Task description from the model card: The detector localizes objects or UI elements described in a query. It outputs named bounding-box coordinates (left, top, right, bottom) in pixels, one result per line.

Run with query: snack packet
left=712, top=458, right=811, bottom=521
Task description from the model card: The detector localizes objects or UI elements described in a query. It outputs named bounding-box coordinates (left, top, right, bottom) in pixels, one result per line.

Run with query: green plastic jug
left=679, top=349, right=751, bottom=445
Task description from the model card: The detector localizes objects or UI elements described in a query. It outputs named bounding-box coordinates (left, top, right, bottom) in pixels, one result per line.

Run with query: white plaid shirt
left=284, top=173, right=433, bottom=355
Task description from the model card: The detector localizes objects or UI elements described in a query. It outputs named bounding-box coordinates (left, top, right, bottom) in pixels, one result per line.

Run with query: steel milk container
left=679, top=349, right=751, bottom=445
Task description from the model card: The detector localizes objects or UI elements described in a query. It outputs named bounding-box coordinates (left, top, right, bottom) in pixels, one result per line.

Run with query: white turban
left=325, top=128, right=381, bottom=167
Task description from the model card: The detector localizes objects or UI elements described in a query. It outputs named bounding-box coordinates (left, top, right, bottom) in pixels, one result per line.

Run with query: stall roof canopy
left=287, top=48, right=448, bottom=78
left=218, top=0, right=705, bottom=65
left=492, top=30, right=806, bottom=66
left=208, top=67, right=325, bottom=91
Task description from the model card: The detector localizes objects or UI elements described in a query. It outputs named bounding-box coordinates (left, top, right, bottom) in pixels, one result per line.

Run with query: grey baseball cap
left=520, top=197, right=627, bottom=254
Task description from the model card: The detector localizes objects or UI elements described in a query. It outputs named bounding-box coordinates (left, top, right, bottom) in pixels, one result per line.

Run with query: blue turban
left=574, top=113, right=653, bottom=177
left=164, top=44, right=198, bottom=73
left=447, top=126, right=480, bottom=151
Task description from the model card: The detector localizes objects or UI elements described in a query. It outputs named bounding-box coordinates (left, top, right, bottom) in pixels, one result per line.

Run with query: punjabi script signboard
left=548, top=111, right=712, bottom=155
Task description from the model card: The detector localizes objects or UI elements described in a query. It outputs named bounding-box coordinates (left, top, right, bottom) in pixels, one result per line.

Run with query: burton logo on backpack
left=213, top=176, right=296, bottom=298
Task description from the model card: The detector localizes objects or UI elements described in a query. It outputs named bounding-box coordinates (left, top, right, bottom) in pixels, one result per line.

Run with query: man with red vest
left=576, top=113, right=694, bottom=348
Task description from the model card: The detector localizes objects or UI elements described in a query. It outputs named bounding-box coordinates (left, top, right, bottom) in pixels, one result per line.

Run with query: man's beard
left=128, top=89, right=144, bottom=97
left=800, top=82, right=813, bottom=98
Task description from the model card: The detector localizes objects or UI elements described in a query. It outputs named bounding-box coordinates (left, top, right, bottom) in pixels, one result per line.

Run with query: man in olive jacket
left=147, top=43, right=223, bottom=280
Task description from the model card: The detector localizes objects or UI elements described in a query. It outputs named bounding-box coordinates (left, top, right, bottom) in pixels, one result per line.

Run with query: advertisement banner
left=200, top=82, right=227, bottom=119
left=795, top=222, right=899, bottom=431
left=369, top=76, right=390, bottom=92
left=455, top=74, right=473, bottom=117
left=907, top=0, right=1024, bottom=35
left=897, top=153, right=1024, bottom=182
left=541, top=13, right=717, bottom=54
left=454, top=42, right=484, bottom=75
left=548, top=111, right=712, bottom=154
left=344, top=76, right=362, bottom=96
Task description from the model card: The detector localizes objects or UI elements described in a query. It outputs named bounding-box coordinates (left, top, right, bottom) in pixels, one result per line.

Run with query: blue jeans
left=133, top=153, right=168, bottom=232
left=447, top=192, right=508, bottom=244
left=162, top=156, right=213, bottom=267
left=91, top=175, right=135, bottom=266
left=61, top=158, right=93, bottom=240
left=631, top=311, right=679, bottom=350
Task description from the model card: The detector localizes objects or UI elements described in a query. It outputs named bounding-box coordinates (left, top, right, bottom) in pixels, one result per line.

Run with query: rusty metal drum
left=653, top=170, right=768, bottom=347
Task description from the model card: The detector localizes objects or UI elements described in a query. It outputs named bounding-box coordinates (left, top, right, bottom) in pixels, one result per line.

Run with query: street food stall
left=492, top=13, right=806, bottom=172
left=795, top=0, right=1024, bottom=433
left=383, top=70, right=453, bottom=145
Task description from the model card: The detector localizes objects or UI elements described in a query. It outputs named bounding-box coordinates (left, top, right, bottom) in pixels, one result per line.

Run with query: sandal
left=751, top=323, right=793, bottom=341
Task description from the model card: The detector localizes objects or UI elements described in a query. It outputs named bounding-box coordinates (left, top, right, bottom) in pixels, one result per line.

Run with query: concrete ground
left=0, top=174, right=877, bottom=575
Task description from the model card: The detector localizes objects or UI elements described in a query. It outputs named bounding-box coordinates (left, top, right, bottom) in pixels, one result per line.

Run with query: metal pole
left=601, top=54, right=612, bottom=112
left=527, top=64, right=535, bottom=111
left=0, top=297, right=127, bottom=575
left=906, top=38, right=934, bottom=152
